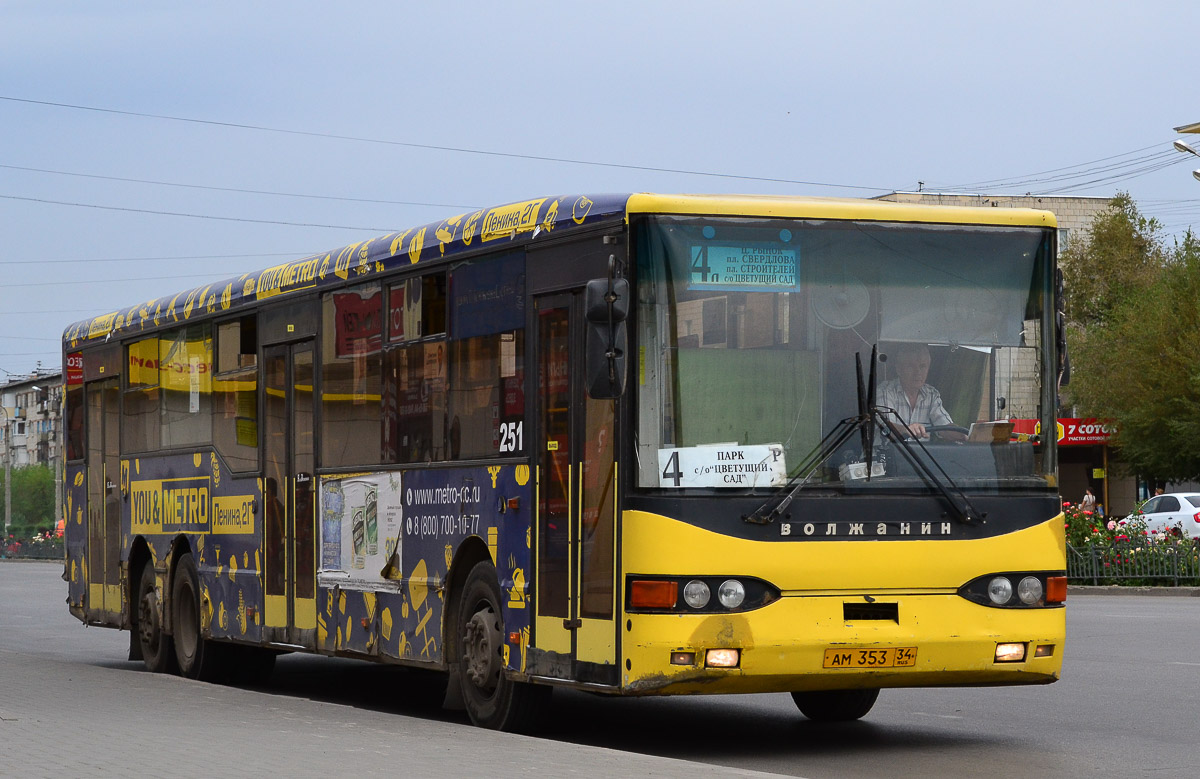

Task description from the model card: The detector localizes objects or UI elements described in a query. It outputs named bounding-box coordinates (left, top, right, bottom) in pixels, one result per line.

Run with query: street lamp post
left=1, top=405, right=10, bottom=539
left=1172, top=139, right=1200, bottom=182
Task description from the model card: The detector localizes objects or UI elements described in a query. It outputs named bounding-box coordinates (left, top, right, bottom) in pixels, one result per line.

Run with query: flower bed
left=1064, top=501, right=1200, bottom=585
left=2, top=533, right=64, bottom=561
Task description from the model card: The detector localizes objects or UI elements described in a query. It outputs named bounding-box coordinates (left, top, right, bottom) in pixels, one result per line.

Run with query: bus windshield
left=634, top=215, right=1055, bottom=493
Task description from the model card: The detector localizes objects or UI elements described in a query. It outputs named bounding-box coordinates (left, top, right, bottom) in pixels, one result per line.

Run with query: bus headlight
left=1017, top=576, right=1044, bottom=606
left=957, top=571, right=1065, bottom=609
left=717, top=579, right=745, bottom=609
left=626, top=576, right=780, bottom=613
left=987, top=576, right=1013, bottom=606
left=683, top=580, right=711, bottom=609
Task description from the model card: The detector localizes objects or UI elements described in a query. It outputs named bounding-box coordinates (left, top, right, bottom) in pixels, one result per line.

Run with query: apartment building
left=1, top=369, right=63, bottom=469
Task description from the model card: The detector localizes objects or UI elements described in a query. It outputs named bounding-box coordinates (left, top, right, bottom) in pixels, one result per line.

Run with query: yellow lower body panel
left=622, top=592, right=1063, bottom=695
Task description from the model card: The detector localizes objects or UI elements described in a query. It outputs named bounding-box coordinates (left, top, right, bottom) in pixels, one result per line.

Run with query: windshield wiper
left=743, top=345, right=986, bottom=526
left=744, top=347, right=879, bottom=524
left=877, top=408, right=986, bottom=525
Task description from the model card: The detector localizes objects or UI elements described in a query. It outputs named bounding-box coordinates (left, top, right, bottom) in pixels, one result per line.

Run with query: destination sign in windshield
left=688, top=244, right=800, bottom=293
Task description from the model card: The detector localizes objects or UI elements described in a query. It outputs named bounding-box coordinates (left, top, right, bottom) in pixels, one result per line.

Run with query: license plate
left=823, top=647, right=918, bottom=669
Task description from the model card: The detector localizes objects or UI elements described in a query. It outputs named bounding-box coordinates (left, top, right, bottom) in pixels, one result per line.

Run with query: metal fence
left=1, top=540, right=63, bottom=560
left=1067, top=540, right=1200, bottom=585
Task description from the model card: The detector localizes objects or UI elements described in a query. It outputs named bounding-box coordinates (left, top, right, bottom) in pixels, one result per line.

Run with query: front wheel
left=791, top=688, right=880, bottom=721
left=457, top=561, right=549, bottom=731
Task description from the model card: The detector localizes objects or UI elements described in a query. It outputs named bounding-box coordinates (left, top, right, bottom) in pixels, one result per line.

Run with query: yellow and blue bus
left=63, top=193, right=1066, bottom=731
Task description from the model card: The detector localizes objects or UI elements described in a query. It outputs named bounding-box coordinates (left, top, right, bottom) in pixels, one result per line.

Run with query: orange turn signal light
left=1045, top=576, right=1067, bottom=605
left=630, top=579, right=678, bottom=609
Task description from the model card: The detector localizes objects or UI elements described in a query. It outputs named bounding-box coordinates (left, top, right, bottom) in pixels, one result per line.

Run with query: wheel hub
left=138, top=587, right=159, bottom=648
left=463, top=607, right=501, bottom=691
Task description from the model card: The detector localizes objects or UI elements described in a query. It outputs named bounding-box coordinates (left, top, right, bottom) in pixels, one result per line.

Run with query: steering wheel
left=926, top=425, right=970, bottom=436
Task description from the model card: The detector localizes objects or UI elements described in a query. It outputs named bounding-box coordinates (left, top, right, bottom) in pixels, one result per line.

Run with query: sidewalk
left=1068, top=584, right=1200, bottom=597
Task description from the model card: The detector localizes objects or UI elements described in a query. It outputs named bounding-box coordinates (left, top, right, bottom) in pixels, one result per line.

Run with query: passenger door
left=84, top=377, right=121, bottom=623
left=532, top=291, right=619, bottom=685
left=262, top=340, right=317, bottom=646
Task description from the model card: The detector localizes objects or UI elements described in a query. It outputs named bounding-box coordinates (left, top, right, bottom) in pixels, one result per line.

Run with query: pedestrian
left=1081, top=488, right=1097, bottom=513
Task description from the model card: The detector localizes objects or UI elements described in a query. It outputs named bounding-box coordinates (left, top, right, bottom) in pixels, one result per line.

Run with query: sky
left=2, top=1, right=1199, bottom=375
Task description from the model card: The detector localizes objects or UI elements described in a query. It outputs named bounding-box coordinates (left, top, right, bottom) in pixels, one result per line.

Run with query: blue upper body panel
left=63, top=193, right=629, bottom=349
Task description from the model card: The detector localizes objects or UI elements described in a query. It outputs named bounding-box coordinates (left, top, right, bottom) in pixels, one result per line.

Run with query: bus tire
left=457, top=561, right=548, bottom=731
left=135, top=562, right=177, bottom=674
left=171, top=553, right=228, bottom=682
left=791, top=688, right=880, bottom=721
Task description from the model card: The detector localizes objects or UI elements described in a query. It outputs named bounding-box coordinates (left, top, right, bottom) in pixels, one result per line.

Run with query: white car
left=1126, top=493, right=1200, bottom=539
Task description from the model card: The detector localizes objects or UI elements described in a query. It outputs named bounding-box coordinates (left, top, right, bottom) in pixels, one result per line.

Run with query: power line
left=936, top=142, right=1175, bottom=190
left=0, top=163, right=478, bottom=210
left=0, top=251, right=304, bottom=266
left=1026, top=153, right=1182, bottom=193
left=930, top=150, right=1181, bottom=194
left=0, top=193, right=396, bottom=231
left=1, top=309, right=117, bottom=316
left=1033, top=156, right=1187, bottom=196
left=0, top=94, right=891, bottom=192
left=1021, top=150, right=1178, bottom=188
left=7, top=272, right=239, bottom=289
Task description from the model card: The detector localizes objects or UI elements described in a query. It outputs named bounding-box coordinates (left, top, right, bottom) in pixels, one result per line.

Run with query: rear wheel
left=791, top=688, right=880, bottom=721
left=458, top=561, right=549, bottom=731
left=135, top=563, right=176, bottom=674
left=171, top=553, right=229, bottom=682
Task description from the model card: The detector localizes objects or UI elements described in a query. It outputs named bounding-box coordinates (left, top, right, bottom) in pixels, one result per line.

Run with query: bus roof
left=62, top=192, right=1056, bottom=349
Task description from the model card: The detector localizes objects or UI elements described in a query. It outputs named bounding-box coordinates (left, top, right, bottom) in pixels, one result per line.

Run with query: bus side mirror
left=584, top=276, right=629, bottom=399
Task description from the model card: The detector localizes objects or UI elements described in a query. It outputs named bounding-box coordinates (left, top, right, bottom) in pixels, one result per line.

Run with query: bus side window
left=123, top=337, right=162, bottom=453
left=383, top=274, right=448, bottom=464
left=321, top=283, right=383, bottom=468
left=448, top=254, right=525, bottom=460
left=213, top=315, right=259, bottom=471
left=158, top=324, right=213, bottom=448
left=65, top=353, right=85, bottom=461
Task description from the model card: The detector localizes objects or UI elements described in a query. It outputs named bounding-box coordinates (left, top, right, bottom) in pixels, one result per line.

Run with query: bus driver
left=878, top=343, right=966, bottom=442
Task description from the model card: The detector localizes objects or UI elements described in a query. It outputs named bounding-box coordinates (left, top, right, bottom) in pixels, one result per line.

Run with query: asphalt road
left=3, top=560, right=1197, bottom=778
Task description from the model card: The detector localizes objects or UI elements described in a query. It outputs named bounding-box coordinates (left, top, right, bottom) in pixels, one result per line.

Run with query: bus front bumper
left=620, top=592, right=1064, bottom=695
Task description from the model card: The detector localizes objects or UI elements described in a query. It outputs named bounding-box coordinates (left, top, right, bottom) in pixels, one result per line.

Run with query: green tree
left=1066, top=191, right=1200, bottom=480
left=1061, top=192, right=1166, bottom=329
left=0, top=464, right=55, bottom=535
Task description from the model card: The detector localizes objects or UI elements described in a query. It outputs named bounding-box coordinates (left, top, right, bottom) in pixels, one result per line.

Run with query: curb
left=1068, top=585, right=1200, bottom=597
